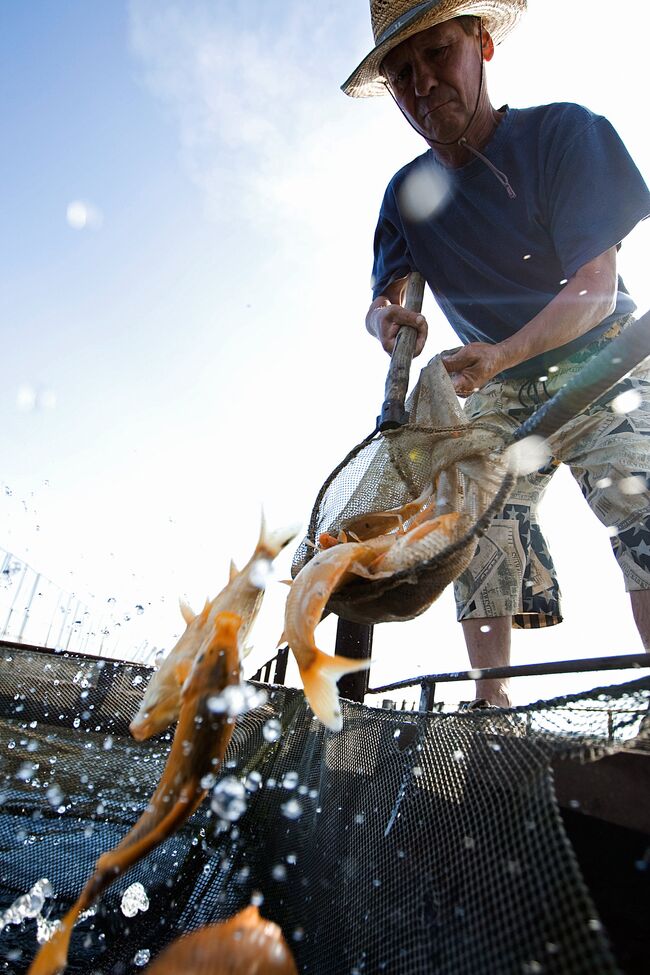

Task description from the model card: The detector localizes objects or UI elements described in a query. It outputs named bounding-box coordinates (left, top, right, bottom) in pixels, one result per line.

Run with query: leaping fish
left=283, top=534, right=396, bottom=732
left=141, top=904, right=298, bottom=974
left=130, top=516, right=297, bottom=740
left=28, top=612, right=243, bottom=975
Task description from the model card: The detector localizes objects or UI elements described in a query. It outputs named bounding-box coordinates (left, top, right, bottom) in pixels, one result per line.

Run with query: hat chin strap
left=383, top=18, right=485, bottom=148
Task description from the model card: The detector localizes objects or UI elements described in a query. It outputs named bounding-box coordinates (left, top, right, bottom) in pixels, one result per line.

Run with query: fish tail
left=257, top=509, right=299, bottom=559
left=298, top=649, right=370, bottom=732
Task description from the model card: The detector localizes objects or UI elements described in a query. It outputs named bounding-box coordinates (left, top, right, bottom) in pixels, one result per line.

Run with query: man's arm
left=441, top=247, right=619, bottom=396
left=366, top=275, right=428, bottom=357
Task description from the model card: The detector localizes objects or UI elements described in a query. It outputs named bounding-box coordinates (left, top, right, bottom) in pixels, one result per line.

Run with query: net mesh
left=291, top=358, right=512, bottom=624
left=1, top=644, right=649, bottom=974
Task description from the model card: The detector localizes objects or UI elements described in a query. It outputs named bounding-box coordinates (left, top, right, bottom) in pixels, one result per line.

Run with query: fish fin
left=276, top=631, right=287, bottom=648
left=299, top=650, right=371, bottom=732
left=197, top=598, right=213, bottom=627
left=229, top=559, right=239, bottom=582
left=257, top=509, right=300, bottom=559
left=278, top=578, right=293, bottom=587
left=349, top=560, right=392, bottom=580
left=179, top=600, right=195, bottom=626
left=175, top=660, right=192, bottom=686
left=241, top=643, right=254, bottom=659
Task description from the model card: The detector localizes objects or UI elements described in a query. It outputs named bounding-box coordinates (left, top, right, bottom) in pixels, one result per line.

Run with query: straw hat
left=342, top=0, right=526, bottom=97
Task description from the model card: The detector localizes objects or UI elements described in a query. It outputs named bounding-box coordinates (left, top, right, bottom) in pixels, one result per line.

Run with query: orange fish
left=369, top=511, right=472, bottom=574
left=28, top=612, right=243, bottom=975
left=142, top=904, right=298, bottom=974
left=130, top=516, right=297, bottom=740
left=340, top=483, right=433, bottom=540
left=283, top=534, right=396, bottom=731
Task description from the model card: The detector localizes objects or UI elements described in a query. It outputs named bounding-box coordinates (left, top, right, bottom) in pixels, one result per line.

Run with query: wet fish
left=340, top=483, right=433, bottom=540
left=130, top=516, right=297, bottom=740
left=142, top=904, right=298, bottom=974
left=283, top=534, right=396, bottom=731
left=28, top=612, right=243, bottom=975
left=369, top=511, right=473, bottom=574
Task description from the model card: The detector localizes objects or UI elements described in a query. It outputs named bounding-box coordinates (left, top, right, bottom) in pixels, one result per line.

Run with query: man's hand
left=441, top=342, right=506, bottom=397
left=366, top=297, right=428, bottom=356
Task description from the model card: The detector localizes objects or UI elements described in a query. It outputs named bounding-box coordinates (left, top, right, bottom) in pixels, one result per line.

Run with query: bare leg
left=629, top=590, right=650, bottom=651
left=461, top=616, right=513, bottom=707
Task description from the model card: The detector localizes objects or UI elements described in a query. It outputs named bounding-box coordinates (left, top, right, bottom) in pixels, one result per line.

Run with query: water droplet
left=135, top=605, right=144, bottom=615
left=453, top=749, right=464, bottom=763
left=262, top=718, right=282, bottom=742
left=121, top=883, right=149, bottom=917
left=249, top=557, right=273, bottom=590
left=134, top=948, right=151, bottom=967
left=398, top=163, right=451, bottom=222
left=16, top=762, right=36, bottom=782
left=611, top=389, right=642, bottom=414
left=46, top=785, right=63, bottom=808
left=251, top=890, right=264, bottom=907
left=281, top=770, right=299, bottom=790
left=618, top=475, right=646, bottom=496
left=244, top=770, right=263, bottom=792
left=207, top=684, right=267, bottom=717
left=280, top=798, right=303, bottom=820
left=211, top=777, right=247, bottom=822
left=271, top=863, right=287, bottom=881
left=292, top=927, right=305, bottom=942
left=506, top=435, right=551, bottom=476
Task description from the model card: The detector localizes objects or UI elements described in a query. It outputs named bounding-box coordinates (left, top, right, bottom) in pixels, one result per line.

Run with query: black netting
left=1, top=645, right=648, bottom=974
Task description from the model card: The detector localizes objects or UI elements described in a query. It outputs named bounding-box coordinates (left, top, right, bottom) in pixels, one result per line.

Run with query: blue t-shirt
left=372, top=103, right=650, bottom=379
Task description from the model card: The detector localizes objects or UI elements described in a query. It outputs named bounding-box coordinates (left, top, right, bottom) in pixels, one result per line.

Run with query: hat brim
left=342, top=0, right=526, bottom=97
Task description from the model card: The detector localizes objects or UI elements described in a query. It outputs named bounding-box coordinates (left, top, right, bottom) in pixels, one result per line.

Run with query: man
left=342, top=0, right=650, bottom=706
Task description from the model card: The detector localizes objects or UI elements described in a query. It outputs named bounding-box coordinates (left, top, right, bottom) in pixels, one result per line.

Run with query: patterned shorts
left=453, top=317, right=650, bottom=628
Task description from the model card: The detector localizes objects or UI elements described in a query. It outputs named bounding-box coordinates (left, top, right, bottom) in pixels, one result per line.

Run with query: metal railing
left=367, top=652, right=650, bottom=712
left=0, top=546, right=151, bottom=662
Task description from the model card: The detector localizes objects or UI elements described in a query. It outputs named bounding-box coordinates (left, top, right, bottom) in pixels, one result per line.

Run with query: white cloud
left=126, top=0, right=411, bottom=243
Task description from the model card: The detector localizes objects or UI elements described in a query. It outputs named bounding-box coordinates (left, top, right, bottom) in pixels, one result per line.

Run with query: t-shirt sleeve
left=544, top=110, right=650, bottom=279
left=371, top=185, right=416, bottom=299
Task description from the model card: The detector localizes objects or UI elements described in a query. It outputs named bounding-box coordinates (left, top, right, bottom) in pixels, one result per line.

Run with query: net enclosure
left=1, top=644, right=649, bottom=974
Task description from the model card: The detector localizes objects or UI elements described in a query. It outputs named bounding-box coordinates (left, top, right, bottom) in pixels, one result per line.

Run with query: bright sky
left=2, top=0, right=650, bottom=706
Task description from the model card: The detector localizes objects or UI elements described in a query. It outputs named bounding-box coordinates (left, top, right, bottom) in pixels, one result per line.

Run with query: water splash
left=120, top=882, right=149, bottom=918
left=211, top=777, right=247, bottom=822
left=0, top=878, right=53, bottom=933
left=207, top=683, right=267, bottom=717
left=262, top=718, right=282, bottom=742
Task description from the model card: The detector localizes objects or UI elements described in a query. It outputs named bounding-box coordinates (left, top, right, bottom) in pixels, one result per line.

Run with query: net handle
left=378, top=271, right=425, bottom=431
left=512, top=309, right=650, bottom=443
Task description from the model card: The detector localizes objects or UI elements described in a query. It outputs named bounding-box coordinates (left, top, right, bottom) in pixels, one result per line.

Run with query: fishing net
left=1, top=643, right=649, bottom=974
left=292, top=310, right=650, bottom=626
left=292, top=357, right=515, bottom=624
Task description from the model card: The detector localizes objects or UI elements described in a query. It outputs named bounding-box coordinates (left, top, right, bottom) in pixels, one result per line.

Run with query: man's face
left=381, top=19, right=489, bottom=143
